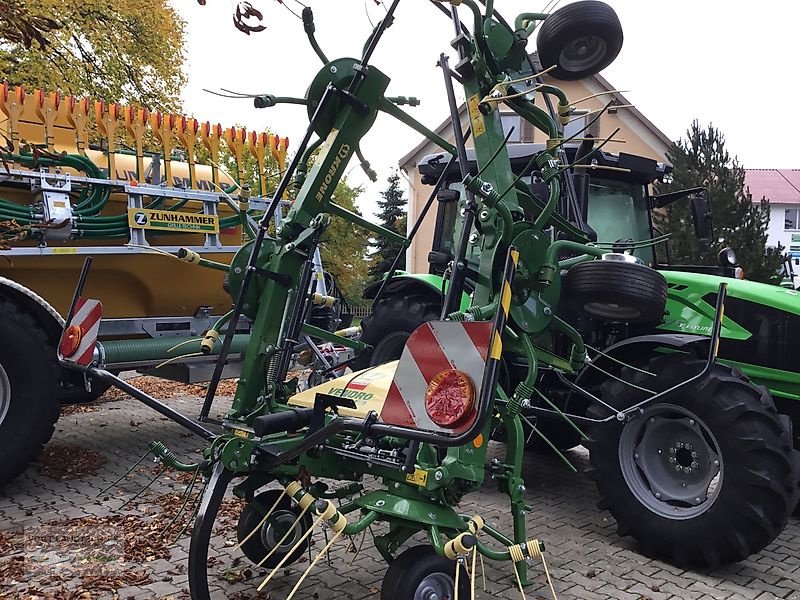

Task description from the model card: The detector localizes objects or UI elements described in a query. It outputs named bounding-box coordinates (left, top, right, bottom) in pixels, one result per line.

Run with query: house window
left=785, top=208, right=800, bottom=230
left=500, top=113, right=535, bottom=143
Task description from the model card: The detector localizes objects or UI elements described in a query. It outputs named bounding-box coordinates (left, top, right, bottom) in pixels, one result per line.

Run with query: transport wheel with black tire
left=587, top=354, right=800, bottom=567
left=536, top=0, right=624, bottom=81
left=381, top=544, right=471, bottom=600
left=236, top=489, right=312, bottom=568
left=563, top=259, right=667, bottom=323
left=0, top=300, right=59, bottom=486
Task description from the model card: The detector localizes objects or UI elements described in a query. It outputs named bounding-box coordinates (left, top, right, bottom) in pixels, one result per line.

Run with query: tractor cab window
left=586, top=178, right=652, bottom=263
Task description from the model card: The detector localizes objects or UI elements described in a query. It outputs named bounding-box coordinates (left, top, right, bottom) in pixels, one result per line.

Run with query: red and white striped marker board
left=380, top=320, right=492, bottom=435
left=58, top=297, right=103, bottom=365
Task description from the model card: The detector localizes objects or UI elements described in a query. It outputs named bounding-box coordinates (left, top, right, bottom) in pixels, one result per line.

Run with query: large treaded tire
left=563, top=260, right=667, bottom=323
left=352, top=294, right=440, bottom=369
left=587, top=354, right=800, bottom=568
left=536, top=0, right=624, bottom=81
left=0, top=299, right=59, bottom=486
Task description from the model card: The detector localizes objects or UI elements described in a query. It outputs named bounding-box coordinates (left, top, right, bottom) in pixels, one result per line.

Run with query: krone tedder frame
left=58, top=1, right=798, bottom=598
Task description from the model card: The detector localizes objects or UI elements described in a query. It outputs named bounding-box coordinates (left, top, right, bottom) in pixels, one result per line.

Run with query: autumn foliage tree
left=0, top=0, right=186, bottom=112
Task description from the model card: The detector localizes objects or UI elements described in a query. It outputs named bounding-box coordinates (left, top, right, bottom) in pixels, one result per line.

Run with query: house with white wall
left=745, top=169, right=800, bottom=273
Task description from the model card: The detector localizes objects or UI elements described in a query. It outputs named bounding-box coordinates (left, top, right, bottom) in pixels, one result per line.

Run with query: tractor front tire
left=587, top=354, right=800, bottom=567
left=353, top=294, right=440, bottom=369
left=0, top=300, right=59, bottom=486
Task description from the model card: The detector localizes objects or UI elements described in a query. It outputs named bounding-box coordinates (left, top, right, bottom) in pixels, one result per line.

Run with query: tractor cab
left=419, top=145, right=737, bottom=280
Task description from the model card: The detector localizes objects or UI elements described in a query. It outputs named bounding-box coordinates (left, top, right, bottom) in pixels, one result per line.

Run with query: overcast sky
left=174, top=0, right=799, bottom=218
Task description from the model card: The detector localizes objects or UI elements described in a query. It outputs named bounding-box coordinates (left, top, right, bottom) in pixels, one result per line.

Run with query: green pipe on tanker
left=100, top=334, right=250, bottom=365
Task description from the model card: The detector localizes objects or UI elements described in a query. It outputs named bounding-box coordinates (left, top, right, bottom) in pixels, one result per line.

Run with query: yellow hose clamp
left=546, top=138, right=560, bottom=151
left=200, top=330, right=219, bottom=353
left=311, top=293, right=336, bottom=308
left=467, top=515, right=485, bottom=534
left=444, top=532, right=476, bottom=560
left=285, top=481, right=303, bottom=496
left=180, top=248, right=202, bottom=264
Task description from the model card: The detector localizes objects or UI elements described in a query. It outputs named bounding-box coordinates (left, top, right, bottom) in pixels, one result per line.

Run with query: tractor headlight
left=718, top=247, right=737, bottom=267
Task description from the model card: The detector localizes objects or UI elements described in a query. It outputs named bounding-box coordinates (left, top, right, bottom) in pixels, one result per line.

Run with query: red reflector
left=60, top=325, right=82, bottom=357
left=424, top=369, right=475, bottom=428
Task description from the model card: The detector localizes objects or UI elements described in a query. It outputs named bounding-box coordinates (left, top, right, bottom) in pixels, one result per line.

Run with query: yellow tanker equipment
left=0, top=84, right=295, bottom=486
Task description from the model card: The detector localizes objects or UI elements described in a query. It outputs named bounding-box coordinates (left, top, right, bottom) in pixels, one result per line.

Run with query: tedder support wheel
left=0, top=299, right=59, bottom=486
left=536, top=0, right=624, bottom=81
left=236, top=489, right=313, bottom=568
left=381, top=544, right=471, bottom=600
left=353, top=294, right=440, bottom=369
left=587, top=354, right=800, bottom=567
left=563, top=259, right=667, bottom=323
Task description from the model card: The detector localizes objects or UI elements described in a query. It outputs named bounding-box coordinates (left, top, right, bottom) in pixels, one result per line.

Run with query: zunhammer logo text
left=148, top=212, right=216, bottom=226
left=315, top=144, right=351, bottom=201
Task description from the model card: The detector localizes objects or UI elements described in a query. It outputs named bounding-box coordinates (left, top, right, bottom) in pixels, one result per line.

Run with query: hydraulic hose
left=100, top=334, right=250, bottom=365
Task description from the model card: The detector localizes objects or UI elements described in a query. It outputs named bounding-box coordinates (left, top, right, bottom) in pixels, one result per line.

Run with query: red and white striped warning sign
left=380, top=320, right=492, bottom=435
left=58, top=297, right=103, bottom=365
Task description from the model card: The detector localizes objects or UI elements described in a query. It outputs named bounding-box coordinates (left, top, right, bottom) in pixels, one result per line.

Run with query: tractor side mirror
left=690, top=190, right=713, bottom=251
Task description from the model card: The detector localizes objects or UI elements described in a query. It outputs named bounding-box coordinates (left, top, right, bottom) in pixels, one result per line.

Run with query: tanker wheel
left=352, top=294, right=440, bottom=369
left=0, top=299, right=59, bottom=486
left=587, top=354, right=800, bottom=567
left=563, top=259, right=667, bottom=323
left=236, top=489, right=312, bottom=568
left=381, top=545, right=471, bottom=600
left=536, top=0, right=624, bottom=81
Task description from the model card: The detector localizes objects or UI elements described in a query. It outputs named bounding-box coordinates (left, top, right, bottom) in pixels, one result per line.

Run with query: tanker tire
left=563, top=260, right=667, bottom=323
left=0, top=299, right=59, bottom=486
left=587, top=354, right=800, bottom=568
left=352, top=294, right=440, bottom=369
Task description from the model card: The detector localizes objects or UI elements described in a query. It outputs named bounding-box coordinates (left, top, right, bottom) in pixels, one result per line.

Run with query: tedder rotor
left=58, top=1, right=799, bottom=598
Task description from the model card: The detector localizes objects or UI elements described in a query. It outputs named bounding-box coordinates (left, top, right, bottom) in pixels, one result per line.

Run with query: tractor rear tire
left=0, top=300, right=59, bottom=486
left=536, top=0, right=624, bottom=81
left=563, top=260, right=667, bottom=323
left=587, top=354, right=800, bottom=567
left=381, top=545, right=471, bottom=600
left=353, top=294, right=440, bottom=369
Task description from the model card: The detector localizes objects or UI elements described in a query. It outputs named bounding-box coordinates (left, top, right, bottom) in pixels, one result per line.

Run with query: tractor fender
left=362, top=273, right=470, bottom=310
left=567, top=333, right=710, bottom=415
left=0, top=276, right=64, bottom=344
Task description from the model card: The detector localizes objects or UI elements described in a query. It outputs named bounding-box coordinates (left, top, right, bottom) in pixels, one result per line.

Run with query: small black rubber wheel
left=381, top=544, right=471, bottom=600
left=0, top=299, right=59, bottom=486
left=563, top=260, right=667, bottom=323
left=536, top=0, right=624, bottom=81
left=236, top=489, right=312, bottom=568
left=587, top=354, right=800, bottom=567
left=352, top=294, right=440, bottom=369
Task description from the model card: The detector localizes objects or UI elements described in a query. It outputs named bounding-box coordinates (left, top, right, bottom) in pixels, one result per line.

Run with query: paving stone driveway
left=1, top=393, right=799, bottom=600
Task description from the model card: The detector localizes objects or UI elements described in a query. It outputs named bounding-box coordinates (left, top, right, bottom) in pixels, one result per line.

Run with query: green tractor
left=358, top=140, right=800, bottom=556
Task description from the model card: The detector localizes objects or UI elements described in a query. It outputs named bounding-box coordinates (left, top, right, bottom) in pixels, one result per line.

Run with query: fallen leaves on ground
left=37, top=445, right=107, bottom=480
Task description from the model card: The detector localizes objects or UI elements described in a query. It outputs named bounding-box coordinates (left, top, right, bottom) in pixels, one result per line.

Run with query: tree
left=654, top=121, right=784, bottom=283
left=369, top=171, right=407, bottom=279
left=0, top=0, right=186, bottom=112
left=320, top=181, right=371, bottom=305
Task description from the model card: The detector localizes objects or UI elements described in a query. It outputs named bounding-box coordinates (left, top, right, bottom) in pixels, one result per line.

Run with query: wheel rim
left=618, top=403, right=723, bottom=519
left=584, top=301, right=642, bottom=321
left=260, top=509, right=304, bottom=553
left=414, top=572, right=455, bottom=600
left=558, top=36, right=608, bottom=73
left=0, top=363, right=11, bottom=426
